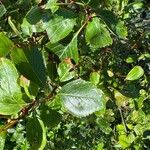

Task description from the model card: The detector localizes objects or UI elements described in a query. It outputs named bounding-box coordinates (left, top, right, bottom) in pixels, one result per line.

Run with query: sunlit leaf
left=44, top=16, right=76, bottom=43
left=85, top=17, right=112, bottom=49
left=59, top=79, right=104, bottom=117
left=46, top=36, right=78, bottom=63
left=45, top=0, right=59, bottom=13
left=0, top=58, right=25, bottom=115
left=58, top=60, right=75, bottom=82
left=125, top=66, right=144, bottom=81
left=0, top=32, right=14, bottom=57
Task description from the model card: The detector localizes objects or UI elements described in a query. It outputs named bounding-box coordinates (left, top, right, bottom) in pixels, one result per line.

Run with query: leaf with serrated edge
left=85, top=17, right=112, bottom=49
left=59, top=79, right=104, bottom=117
left=0, top=58, right=25, bottom=115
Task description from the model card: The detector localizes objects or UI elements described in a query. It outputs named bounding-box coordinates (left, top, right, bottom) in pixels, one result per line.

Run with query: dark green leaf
left=26, top=6, right=43, bottom=25
left=98, top=10, right=128, bottom=38
left=40, top=105, right=62, bottom=128
left=59, top=79, right=104, bottom=117
left=0, top=58, right=25, bottom=115
left=125, top=66, right=144, bottom=81
left=26, top=117, right=46, bottom=150
left=11, top=47, right=47, bottom=87
left=85, top=17, right=112, bottom=49
left=0, top=32, right=14, bottom=57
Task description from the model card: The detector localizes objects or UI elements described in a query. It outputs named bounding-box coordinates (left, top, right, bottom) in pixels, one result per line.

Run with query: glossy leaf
left=85, top=17, right=112, bottom=49
left=0, top=3, right=6, bottom=18
left=125, top=66, right=144, bottom=81
left=11, top=47, right=47, bottom=87
left=58, top=61, right=75, bottom=82
left=26, top=117, right=46, bottom=150
left=0, top=32, right=14, bottom=57
left=44, top=16, right=76, bottom=43
left=59, top=79, right=104, bottom=117
left=0, top=58, right=25, bottom=115
left=46, top=36, right=78, bottom=63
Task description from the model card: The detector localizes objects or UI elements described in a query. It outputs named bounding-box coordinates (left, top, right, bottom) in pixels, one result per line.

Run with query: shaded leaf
left=26, top=117, right=46, bottom=150
left=0, top=32, right=14, bottom=57
left=98, top=10, right=128, bottom=38
left=11, top=47, right=47, bottom=87
left=26, top=6, right=43, bottom=24
left=46, top=36, right=78, bottom=63
left=44, top=16, right=76, bottom=43
left=40, top=105, right=62, bottom=128
left=59, top=79, right=104, bottom=117
left=0, top=3, right=6, bottom=18
left=85, top=17, right=112, bottom=49
left=125, top=66, right=144, bottom=81
left=0, top=58, right=25, bottom=115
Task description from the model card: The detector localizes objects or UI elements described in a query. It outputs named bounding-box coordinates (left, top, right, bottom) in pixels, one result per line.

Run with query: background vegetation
left=0, top=0, right=150, bottom=149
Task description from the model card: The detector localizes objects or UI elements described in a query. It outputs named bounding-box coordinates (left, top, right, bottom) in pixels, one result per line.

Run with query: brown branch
left=0, top=87, right=57, bottom=133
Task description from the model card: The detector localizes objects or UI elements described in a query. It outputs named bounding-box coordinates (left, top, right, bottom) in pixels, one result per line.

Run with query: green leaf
left=90, top=72, right=100, bottom=85
left=125, top=66, right=144, bottom=81
left=59, top=79, right=104, bottom=117
left=40, top=105, right=62, bottom=128
left=0, top=130, right=6, bottom=150
left=44, top=16, right=76, bottom=43
left=85, top=17, right=112, bottom=49
left=58, top=61, right=75, bottom=82
left=21, top=18, right=45, bottom=36
left=0, top=58, right=25, bottom=115
left=45, top=0, right=59, bottom=13
left=46, top=35, right=78, bottom=63
left=96, top=118, right=112, bottom=134
left=116, top=21, right=128, bottom=38
left=11, top=47, right=47, bottom=87
left=0, top=3, right=6, bottom=18
left=114, top=90, right=129, bottom=107
left=26, top=117, right=46, bottom=150
left=0, top=32, right=14, bottom=57
left=98, top=10, right=128, bottom=38
left=26, top=6, right=43, bottom=25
